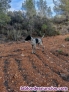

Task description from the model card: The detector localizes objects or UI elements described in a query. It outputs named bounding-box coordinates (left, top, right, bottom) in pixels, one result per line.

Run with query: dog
left=25, top=35, right=45, bottom=53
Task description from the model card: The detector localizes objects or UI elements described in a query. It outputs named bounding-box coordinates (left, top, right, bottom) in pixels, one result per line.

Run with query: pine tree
left=22, top=0, right=36, bottom=35
left=53, top=0, right=69, bottom=17
left=0, top=0, right=11, bottom=26
left=37, top=0, right=48, bottom=17
left=0, top=0, right=11, bottom=12
left=47, top=7, right=52, bottom=18
left=22, top=0, right=36, bottom=18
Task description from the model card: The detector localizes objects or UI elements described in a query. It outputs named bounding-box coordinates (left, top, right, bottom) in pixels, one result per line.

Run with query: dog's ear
left=25, top=35, right=31, bottom=41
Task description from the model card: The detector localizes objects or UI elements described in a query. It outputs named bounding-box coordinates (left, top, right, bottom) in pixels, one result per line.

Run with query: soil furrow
left=0, top=58, right=7, bottom=92
left=28, top=53, right=65, bottom=87
left=15, top=57, right=45, bottom=87
left=3, top=58, right=27, bottom=92
left=3, top=59, right=14, bottom=92
left=35, top=51, right=69, bottom=87
left=44, top=49, right=69, bottom=74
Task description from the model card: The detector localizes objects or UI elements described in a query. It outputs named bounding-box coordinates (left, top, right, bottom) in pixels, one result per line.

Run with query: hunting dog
left=25, top=35, right=45, bottom=53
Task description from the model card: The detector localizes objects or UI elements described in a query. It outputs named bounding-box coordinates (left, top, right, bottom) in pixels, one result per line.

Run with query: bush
left=65, top=37, right=69, bottom=41
left=45, top=26, right=60, bottom=36
left=57, top=49, right=63, bottom=54
left=56, top=49, right=69, bottom=56
left=35, top=30, right=44, bottom=36
left=41, top=24, right=47, bottom=31
left=7, top=30, right=22, bottom=41
left=55, top=31, right=60, bottom=35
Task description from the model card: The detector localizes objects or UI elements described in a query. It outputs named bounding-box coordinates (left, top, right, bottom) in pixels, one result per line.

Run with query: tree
left=0, top=0, right=11, bottom=28
left=22, top=0, right=36, bottom=17
left=47, top=7, right=52, bottom=18
left=0, top=0, right=11, bottom=12
left=37, top=0, right=48, bottom=18
left=0, top=12, right=10, bottom=25
left=53, top=0, right=69, bottom=17
left=22, top=0, right=36, bottom=35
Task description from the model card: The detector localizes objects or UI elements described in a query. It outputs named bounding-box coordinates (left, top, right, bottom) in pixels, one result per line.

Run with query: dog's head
left=25, top=35, right=31, bottom=41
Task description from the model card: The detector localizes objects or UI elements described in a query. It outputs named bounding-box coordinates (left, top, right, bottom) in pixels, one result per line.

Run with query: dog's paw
left=32, top=52, right=35, bottom=54
left=42, top=50, right=44, bottom=52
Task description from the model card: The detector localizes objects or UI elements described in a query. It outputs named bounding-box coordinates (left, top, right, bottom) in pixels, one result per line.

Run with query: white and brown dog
left=25, top=35, right=45, bottom=53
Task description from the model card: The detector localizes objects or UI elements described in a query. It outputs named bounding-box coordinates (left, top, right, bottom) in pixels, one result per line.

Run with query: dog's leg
left=32, top=45, right=36, bottom=54
left=42, top=45, right=45, bottom=52
left=39, top=43, right=45, bottom=52
left=41, top=44, right=45, bottom=52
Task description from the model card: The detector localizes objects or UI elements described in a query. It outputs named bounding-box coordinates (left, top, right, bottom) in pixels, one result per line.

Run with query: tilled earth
left=0, top=34, right=69, bottom=92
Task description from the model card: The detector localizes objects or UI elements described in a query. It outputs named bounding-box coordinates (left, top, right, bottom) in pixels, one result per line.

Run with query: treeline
left=0, top=0, right=69, bottom=40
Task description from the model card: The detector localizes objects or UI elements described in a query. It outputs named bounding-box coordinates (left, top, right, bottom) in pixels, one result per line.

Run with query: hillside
left=0, top=34, right=69, bottom=92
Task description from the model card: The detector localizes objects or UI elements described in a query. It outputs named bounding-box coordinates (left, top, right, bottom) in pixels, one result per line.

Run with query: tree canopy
left=0, top=0, right=11, bottom=27
left=53, top=0, right=69, bottom=16
left=0, top=0, right=11, bottom=12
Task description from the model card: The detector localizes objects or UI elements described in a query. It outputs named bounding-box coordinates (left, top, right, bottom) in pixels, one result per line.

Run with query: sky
left=9, top=0, right=54, bottom=14
left=9, top=0, right=55, bottom=16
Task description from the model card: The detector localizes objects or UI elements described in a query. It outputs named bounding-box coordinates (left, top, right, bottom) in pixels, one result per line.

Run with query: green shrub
left=7, top=30, right=22, bottom=41
left=56, top=31, right=60, bottom=35
left=65, top=37, right=69, bottom=41
left=41, top=24, right=47, bottom=31
left=57, top=49, right=69, bottom=56
left=57, top=49, right=63, bottom=54
left=45, top=27, right=60, bottom=36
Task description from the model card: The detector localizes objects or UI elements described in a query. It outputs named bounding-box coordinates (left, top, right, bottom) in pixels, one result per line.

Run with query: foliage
left=57, top=49, right=63, bottom=54
left=22, top=0, right=36, bottom=35
left=6, top=11, right=59, bottom=38
left=45, top=26, right=60, bottom=36
left=37, top=0, right=47, bottom=17
left=7, top=30, right=22, bottom=41
left=22, top=0, right=36, bottom=17
left=53, top=0, right=69, bottom=18
left=0, top=0, right=62, bottom=41
left=0, top=12, right=10, bottom=25
left=56, top=49, right=69, bottom=56
left=0, top=0, right=11, bottom=29
left=0, top=0, right=11, bottom=12
left=47, top=7, right=52, bottom=18
left=42, top=24, right=47, bottom=31
left=53, top=15, right=66, bottom=24
left=65, top=37, right=69, bottom=41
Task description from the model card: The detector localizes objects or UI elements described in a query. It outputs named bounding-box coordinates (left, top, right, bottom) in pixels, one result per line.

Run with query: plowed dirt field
left=0, top=34, right=69, bottom=92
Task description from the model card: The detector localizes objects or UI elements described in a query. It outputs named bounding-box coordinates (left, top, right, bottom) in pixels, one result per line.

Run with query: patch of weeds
left=56, top=49, right=69, bottom=56
left=57, top=49, right=63, bottom=54
left=65, top=37, right=69, bottom=41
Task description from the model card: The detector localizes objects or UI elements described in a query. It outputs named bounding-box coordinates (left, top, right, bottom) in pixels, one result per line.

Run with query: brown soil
left=0, top=34, right=69, bottom=92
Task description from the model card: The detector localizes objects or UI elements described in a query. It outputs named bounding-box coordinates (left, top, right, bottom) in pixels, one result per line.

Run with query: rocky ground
left=0, top=34, right=69, bottom=92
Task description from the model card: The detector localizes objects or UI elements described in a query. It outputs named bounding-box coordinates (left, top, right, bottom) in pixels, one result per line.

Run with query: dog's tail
left=41, top=34, right=45, bottom=39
